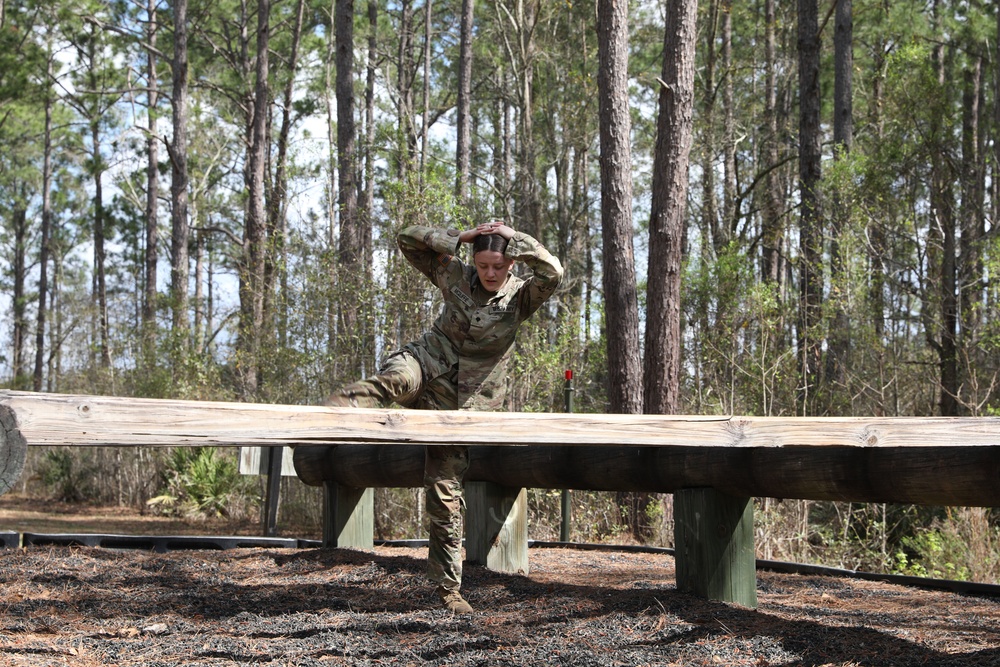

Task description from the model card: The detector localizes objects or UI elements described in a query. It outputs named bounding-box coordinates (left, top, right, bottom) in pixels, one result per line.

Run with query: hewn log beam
left=3, top=391, right=1000, bottom=449
left=292, top=443, right=1000, bottom=507
left=4, top=390, right=1000, bottom=506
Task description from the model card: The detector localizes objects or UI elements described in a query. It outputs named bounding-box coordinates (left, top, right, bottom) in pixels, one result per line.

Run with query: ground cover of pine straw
left=1, top=544, right=999, bottom=667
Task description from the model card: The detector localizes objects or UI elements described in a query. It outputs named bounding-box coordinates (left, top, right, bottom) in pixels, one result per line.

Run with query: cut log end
left=0, top=405, right=27, bottom=497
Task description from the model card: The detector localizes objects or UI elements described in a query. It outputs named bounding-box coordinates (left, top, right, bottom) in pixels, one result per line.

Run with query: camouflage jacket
left=398, top=225, right=563, bottom=411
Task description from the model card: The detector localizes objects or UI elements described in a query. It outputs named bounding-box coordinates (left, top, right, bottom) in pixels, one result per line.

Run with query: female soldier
left=325, top=219, right=563, bottom=613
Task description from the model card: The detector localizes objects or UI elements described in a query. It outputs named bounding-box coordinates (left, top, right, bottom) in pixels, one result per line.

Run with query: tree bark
left=929, top=2, right=958, bottom=416
left=11, top=202, right=26, bottom=387
left=959, top=56, right=983, bottom=358
left=34, top=57, right=54, bottom=392
left=363, top=0, right=377, bottom=264
left=91, top=118, right=110, bottom=370
left=826, top=0, right=853, bottom=400
left=170, top=0, right=190, bottom=338
left=267, top=0, right=307, bottom=351
left=995, top=9, right=1000, bottom=241
left=239, top=0, right=271, bottom=399
left=700, top=0, right=718, bottom=252
left=515, top=0, right=540, bottom=238
left=796, top=0, right=823, bottom=414
left=418, top=0, right=432, bottom=185
left=760, top=0, right=783, bottom=286
left=597, top=0, right=641, bottom=416
left=336, top=0, right=362, bottom=376
left=143, top=0, right=159, bottom=363
left=397, top=0, right=416, bottom=175
left=644, top=0, right=697, bottom=416
left=455, top=0, right=474, bottom=207
left=721, top=0, right=736, bottom=237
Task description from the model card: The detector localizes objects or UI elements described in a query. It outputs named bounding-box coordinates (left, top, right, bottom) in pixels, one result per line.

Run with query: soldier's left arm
left=505, top=232, right=564, bottom=316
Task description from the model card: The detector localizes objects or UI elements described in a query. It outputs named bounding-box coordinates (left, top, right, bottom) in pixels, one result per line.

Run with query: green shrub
left=37, top=449, right=95, bottom=502
left=148, top=448, right=259, bottom=520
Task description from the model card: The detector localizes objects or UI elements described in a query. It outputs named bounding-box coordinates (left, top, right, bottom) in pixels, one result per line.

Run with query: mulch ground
left=1, top=544, right=999, bottom=666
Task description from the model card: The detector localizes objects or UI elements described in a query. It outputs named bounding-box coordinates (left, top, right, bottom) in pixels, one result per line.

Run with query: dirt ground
left=0, top=496, right=282, bottom=539
left=1, top=498, right=1000, bottom=666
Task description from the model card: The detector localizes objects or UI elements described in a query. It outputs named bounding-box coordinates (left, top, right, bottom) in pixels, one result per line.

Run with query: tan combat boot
left=437, top=586, right=473, bottom=614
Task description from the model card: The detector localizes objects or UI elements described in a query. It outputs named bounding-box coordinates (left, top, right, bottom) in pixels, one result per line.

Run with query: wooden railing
left=3, top=390, right=1000, bottom=609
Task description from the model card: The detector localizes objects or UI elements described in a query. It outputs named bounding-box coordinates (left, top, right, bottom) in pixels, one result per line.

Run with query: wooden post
left=0, top=405, right=27, bottom=496
left=674, top=488, right=757, bottom=608
left=465, top=482, right=528, bottom=574
left=262, top=446, right=283, bottom=536
left=322, top=481, right=374, bottom=549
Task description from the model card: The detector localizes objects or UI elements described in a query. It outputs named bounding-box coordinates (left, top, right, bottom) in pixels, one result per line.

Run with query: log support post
left=322, top=481, right=374, bottom=549
left=465, top=482, right=529, bottom=574
left=674, top=488, right=757, bottom=608
left=0, top=406, right=27, bottom=497
left=262, top=447, right=283, bottom=537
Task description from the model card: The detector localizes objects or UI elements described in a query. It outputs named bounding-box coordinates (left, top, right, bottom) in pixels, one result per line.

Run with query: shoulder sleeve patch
left=438, top=253, right=453, bottom=267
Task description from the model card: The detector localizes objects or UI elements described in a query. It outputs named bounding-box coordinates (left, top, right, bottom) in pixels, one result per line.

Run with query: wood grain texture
left=4, top=390, right=1000, bottom=449
left=0, top=405, right=28, bottom=496
left=675, top=489, right=757, bottom=607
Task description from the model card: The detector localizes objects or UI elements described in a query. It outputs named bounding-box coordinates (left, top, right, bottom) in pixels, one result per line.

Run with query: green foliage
left=2, top=0, right=999, bottom=585
left=683, top=242, right=798, bottom=416
left=528, top=489, right=633, bottom=544
left=894, top=530, right=969, bottom=581
left=893, top=508, right=1000, bottom=583
left=148, top=448, right=259, bottom=520
left=36, top=448, right=95, bottom=502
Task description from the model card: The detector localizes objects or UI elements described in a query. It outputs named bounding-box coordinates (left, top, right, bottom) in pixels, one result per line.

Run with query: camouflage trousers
left=326, top=351, right=468, bottom=593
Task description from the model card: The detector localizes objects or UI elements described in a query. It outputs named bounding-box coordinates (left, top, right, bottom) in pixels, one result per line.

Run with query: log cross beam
left=3, top=390, right=1000, bottom=609
left=3, top=391, right=999, bottom=507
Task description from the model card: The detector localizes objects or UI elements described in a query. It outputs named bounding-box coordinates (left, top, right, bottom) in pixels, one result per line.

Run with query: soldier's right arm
left=397, top=225, right=464, bottom=287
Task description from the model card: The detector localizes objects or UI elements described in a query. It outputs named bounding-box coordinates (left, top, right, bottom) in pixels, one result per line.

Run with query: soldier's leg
left=325, top=351, right=423, bottom=408
left=424, top=444, right=471, bottom=612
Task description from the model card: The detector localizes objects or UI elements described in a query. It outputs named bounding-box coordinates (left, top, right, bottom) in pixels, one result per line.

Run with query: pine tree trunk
left=92, top=120, right=110, bottom=370
left=515, top=0, right=540, bottom=237
left=267, top=0, right=306, bottom=352
left=419, top=0, right=432, bottom=184
left=959, top=57, right=983, bottom=362
left=455, top=0, right=474, bottom=207
left=143, top=0, right=159, bottom=363
left=761, top=0, right=783, bottom=287
left=239, top=0, right=271, bottom=399
left=397, top=0, right=416, bottom=175
left=826, top=0, right=853, bottom=400
left=644, top=0, right=697, bottom=417
left=170, top=0, right=190, bottom=337
left=797, top=0, right=823, bottom=414
left=930, top=2, right=958, bottom=416
left=34, top=61, right=54, bottom=392
left=721, top=0, right=736, bottom=236
left=12, top=203, right=26, bottom=386
left=336, top=0, right=362, bottom=377
left=597, top=0, right=641, bottom=417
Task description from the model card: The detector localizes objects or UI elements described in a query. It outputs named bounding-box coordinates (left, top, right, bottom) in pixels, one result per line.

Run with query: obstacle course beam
left=293, top=443, right=1000, bottom=508
left=3, top=390, right=1000, bottom=448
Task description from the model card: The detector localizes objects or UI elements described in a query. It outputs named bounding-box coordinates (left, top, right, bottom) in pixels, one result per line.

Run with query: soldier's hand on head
left=459, top=220, right=513, bottom=244
left=490, top=222, right=515, bottom=240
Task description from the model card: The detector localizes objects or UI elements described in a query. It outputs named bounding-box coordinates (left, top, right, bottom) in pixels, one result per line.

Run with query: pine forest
left=1, top=0, right=999, bottom=582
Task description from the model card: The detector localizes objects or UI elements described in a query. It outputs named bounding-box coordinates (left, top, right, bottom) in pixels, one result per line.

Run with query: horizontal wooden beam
left=3, top=391, right=1000, bottom=449
left=292, top=443, right=1000, bottom=507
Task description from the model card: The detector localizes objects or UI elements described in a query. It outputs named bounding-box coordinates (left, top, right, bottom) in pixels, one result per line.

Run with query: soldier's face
left=474, top=250, right=515, bottom=293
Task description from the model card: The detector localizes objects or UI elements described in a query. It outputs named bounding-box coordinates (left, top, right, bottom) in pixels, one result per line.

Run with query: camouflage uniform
left=327, top=224, right=563, bottom=596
